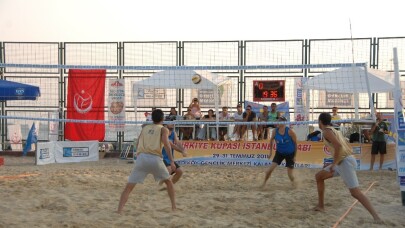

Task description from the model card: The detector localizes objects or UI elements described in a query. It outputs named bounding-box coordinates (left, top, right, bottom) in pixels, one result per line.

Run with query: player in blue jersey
left=261, top=116, right=297, bottom=188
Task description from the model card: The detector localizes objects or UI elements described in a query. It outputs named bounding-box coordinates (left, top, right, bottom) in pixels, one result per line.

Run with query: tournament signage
left=392, top=48, right=405, bottom=205
left=48, top=112, right=59, bottom=141
left=325, top=92, right=353, bottom=107
left=198, top=89, right=215, bottom=106
left=253, top=80, right=285, bottom=102
left=8, top=124, right=22, bottom=151
left=175, top=141, right=396, bottom=170
left=108, top=79, right=125, bottom=131
left=36, top=141, right=98, bottom=165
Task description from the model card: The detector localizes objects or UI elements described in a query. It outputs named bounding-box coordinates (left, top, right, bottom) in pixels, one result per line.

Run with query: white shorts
left=324, top=156, right=359, bottom=189
left=128, top=153, right=170, bottom=184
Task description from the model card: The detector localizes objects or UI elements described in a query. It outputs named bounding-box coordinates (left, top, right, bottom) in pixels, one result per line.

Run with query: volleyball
left=192, top=74, right=202, bottom=84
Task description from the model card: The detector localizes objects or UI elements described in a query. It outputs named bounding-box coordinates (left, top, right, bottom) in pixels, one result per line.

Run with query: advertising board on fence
left=36, top=141, right=99, bottom=165
left=174, top=141, right=396, bottom=170
left=36, top=142, right=55, bottom=165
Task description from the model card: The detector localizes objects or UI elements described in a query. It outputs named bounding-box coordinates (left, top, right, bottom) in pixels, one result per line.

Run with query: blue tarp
left=0, top=79, right=41, bottom=100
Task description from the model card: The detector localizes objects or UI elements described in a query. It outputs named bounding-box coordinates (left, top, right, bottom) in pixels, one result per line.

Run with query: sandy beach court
left=0, top=156, right=404, bottom=227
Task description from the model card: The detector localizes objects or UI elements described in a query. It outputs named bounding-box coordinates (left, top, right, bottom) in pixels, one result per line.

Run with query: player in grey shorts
left=117, top=109, right=177, bottom=214
left=314, top=113, right=381, bottom=223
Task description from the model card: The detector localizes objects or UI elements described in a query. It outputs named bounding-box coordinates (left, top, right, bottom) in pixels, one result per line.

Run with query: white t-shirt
left=233, top=112, right=243, bottom=121
left=219, top=112, right=231, bottom=121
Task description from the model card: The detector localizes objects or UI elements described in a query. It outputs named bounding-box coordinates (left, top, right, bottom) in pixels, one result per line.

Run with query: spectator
left=232, top=104, right=244, bottom=141
left=189, top=98, right=202, bottom=137
left=268, top=103, right=280, bottom=137
left=189, top=98, right=202, bottom=119
left=257, top=105, right=270, bottom=140
left=241, top=105, right=257, bottom=141
left=369, top=112, right=388, bottom=170
left=180, top=108, right=195, bottom=140
left=218, top=106, right=231, bottom=141
left=197, top=109, right=216, bottom=140
left=167, top=107, right=178, bottom=121
left=331, top=106, right=342, bottom=128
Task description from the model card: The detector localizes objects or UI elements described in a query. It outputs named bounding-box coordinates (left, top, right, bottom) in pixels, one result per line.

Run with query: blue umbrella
left=0, top=79, right=41, bottom=100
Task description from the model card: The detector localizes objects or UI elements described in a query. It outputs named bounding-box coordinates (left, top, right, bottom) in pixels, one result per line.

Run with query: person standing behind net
left=167, top=107, right=178, bottom=121
left=314, top=112, right=381, bottom=222
left=180, top=108, right=195, bottom=140
left=196, top=109, right=216, bottom=140
left=117, top=109, right=177, bottom=214
left=189, top=98, right=202, bottom=136
left=369, top=112, right=388, bottom=170
left=267, top=103, right=280, bottom=138
left=261, top=116, right=297, bottom=188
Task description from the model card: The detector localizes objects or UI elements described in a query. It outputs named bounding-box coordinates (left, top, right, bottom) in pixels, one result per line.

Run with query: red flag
left=65, top=69, right=106, bottom=141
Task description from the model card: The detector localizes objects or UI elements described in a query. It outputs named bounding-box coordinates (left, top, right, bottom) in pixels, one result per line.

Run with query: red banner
left=65, top=69, right=106, bottom=141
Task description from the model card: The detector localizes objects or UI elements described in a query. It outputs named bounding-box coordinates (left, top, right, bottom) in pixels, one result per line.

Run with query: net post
left=363, top=64, right=375, bottom=121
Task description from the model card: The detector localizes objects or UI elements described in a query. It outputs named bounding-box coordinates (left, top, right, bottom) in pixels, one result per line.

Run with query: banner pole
left=393, top=47, right=405, bottom=206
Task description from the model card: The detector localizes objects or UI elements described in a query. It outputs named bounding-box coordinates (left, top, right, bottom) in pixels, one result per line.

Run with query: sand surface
left=0, top=156, right=404, bottom=228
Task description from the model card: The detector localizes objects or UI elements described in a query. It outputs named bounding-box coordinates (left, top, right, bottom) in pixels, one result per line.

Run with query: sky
left=0, top=0, right=404, bottom=42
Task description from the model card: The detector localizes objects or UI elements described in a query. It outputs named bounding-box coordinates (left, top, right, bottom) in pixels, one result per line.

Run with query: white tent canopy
left=132, top=70, right=233, bottom=139
left=303, top=67, right=395, bottom=93
left=303, top=66, right=395, bottom=120
left=133, top=70, right=231, bottom=89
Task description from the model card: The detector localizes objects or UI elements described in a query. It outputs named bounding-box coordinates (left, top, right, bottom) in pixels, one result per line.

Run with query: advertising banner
left=108, top=79, right=125, bottom=131
left=392, top=49, right=405, bottom=201
left=48, top=112, right=59, bottom=141
left=36, top=142, right=56, bottom=165
left=294, top=78, right=309, bottom=141
left=54, top=141, right=99, bottom=163
left=244, top=100, right=289, bottom=121
left=175, top=141, right=396, bottom=170
left=8, top=124, right=22, bottom=151
left=136, top=88, right=167, bottom=107
left=65, top=69, right=106, bottom=141
left=36, top=141, right=99, bottom=165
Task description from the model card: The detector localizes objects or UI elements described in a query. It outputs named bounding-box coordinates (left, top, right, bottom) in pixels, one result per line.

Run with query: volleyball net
left=0, top=40, right=400, bottom=149
left=0, top=62, right=387, bottom=145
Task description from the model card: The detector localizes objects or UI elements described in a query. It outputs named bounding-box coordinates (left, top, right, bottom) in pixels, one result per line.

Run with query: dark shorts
left=163, top=160, right=180, bottom=174
left=371, top=141, right=387, bottom=155
left=219, top=126, right=228, bottom=133
left=272, top=151, right=295, bottom=168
